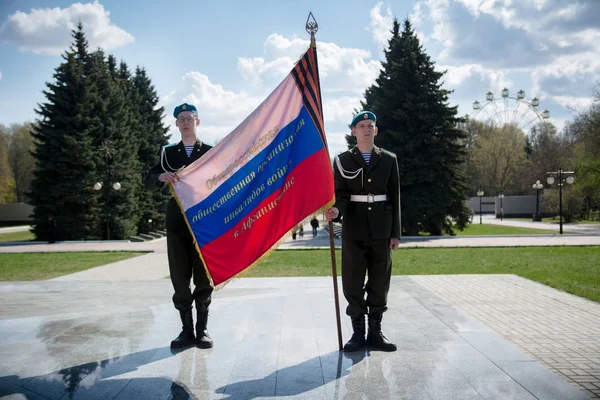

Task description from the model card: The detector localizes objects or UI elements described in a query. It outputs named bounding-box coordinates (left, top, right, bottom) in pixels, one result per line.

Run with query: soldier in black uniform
left=326, top=111, right=401, bottom=352
left=144, top=103, right=214, bottom=349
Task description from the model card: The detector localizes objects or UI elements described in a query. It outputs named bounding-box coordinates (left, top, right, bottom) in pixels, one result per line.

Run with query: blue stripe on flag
left=185, top=106, right=324, bottom=246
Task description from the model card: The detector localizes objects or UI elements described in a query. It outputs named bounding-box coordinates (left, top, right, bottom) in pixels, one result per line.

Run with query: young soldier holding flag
left=326, top=111, right=401, bottom=352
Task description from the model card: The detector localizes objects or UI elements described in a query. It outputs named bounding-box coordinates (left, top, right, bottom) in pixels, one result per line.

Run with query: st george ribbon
left=171, top=46, right=334, bottom=287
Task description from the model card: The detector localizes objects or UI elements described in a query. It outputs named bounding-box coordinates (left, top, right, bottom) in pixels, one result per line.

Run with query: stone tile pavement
left=1, top=221, right=600, bottom=398
left=413, top=274, right=600, bottom=399
left=0, top=277, right=593, bottom=400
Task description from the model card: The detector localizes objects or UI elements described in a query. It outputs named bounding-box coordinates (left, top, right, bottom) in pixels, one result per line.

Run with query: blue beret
left=350, top=111, right=376, bottom=128
left=173, top=103, right=198, bottom=118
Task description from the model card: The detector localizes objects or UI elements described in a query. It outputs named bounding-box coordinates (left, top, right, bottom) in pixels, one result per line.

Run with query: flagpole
left=328, top=220, right=343, bottom=351
left=306, top=12, right=343, bottom=352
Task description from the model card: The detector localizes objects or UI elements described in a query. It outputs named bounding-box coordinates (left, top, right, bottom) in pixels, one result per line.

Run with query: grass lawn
left=453, top=224, right=558, bottom=235
left=0, top=230, right=35, bottom=242
left=247, top=246, right=600, bottom=303
left=511, top=218, right=600, bottom=225
left=0, top=252, right=146, bottom=281
left=2, top=246, right=598, bottom=303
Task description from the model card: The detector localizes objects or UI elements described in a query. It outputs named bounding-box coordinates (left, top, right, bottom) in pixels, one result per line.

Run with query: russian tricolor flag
left=171, top=47, right=334, bottom=286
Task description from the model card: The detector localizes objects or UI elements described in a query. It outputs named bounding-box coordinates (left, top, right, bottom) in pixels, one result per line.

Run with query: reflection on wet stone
left=0, top=277, right=591, bottom=400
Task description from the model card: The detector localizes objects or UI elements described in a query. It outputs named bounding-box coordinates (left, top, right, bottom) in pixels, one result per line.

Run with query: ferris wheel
left=470, top=88, right=550, bottom=132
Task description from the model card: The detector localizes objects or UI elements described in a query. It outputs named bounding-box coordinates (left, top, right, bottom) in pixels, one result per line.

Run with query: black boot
left=171, top=308, right=195, bottom=348
left=196, top=310, right=213, bottom=348
left=343, top=315, right=366, bottom=352
left=366, top=312, right=396, bottom=352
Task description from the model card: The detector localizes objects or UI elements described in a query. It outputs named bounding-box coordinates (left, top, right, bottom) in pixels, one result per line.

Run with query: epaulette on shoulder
left=162, top=143, right=178, bottom=154
left=381, top=149, right=397, bottom=158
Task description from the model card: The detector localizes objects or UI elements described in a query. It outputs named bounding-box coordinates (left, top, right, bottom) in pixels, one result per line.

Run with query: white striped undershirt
left=184, top=145, right=195, bottom=157
left=361, top=152, right=371, bottom=165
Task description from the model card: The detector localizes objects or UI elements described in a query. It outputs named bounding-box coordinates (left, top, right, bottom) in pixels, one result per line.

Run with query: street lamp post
left=532, top=180, right=544, bottom=221
left=546, top=168, right=575, bottom=234
left=94, top=181, right=121, bottom=240
left=477, top=189, right=484, bottom=224
left=498, top=193, right=504, bottom=221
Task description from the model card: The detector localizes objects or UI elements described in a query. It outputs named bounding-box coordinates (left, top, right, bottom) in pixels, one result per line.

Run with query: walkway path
left=1, top=222, right=599, bottom=398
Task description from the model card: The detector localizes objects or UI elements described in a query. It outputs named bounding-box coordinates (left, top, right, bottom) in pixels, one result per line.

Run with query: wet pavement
left=0, top=277, right=594, bottom=400
left=1, top=219, right=599, bottom=399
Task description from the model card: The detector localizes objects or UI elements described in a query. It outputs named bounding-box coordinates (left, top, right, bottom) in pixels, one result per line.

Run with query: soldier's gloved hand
left=159, top=172, right=179, bottom=183
left=325, top=207, right=339, bottom=221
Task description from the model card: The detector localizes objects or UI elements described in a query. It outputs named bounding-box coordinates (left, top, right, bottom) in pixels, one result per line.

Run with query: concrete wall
left=467, top=194, right=548, bottom=217
left=467, top=197, right=496, bottom=214
left=494, top=195, right=547, bottom=218
left=0, top=202, right=33, bottom=225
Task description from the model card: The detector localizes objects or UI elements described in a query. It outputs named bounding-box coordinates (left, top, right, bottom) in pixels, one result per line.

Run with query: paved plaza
left=0, top=219, right=599, bottom=399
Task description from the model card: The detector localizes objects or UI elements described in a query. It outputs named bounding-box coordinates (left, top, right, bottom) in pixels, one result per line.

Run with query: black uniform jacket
left=332, top=145, right=401, bottom=241
left=144, top=140, right=212, bottom=231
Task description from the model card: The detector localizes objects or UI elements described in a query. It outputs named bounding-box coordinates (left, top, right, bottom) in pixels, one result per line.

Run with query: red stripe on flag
left=201, top=148, right=333, bottom=285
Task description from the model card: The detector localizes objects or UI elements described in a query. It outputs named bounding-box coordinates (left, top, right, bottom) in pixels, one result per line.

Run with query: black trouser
left=166, top=225, right=213, bottom=312
left=341, top=237, right=392, bottom=317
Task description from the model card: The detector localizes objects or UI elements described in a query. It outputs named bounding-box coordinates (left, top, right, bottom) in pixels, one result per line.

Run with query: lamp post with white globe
left=532, top=180, right=544, bottom=221
left=546, top=168, right=575, bottom=234
left=93, top=181, right=122, bottom=240
left=477, top=189, right=484, bottom=224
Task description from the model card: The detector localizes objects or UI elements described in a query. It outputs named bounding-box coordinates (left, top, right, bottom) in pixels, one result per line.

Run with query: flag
left=171, top=46, right=334, bottom=287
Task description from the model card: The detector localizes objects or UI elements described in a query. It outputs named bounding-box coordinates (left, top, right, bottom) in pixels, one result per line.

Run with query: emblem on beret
left=182, top=105, right=187, bottom=110
left=364, top=114, right=369, bottom=119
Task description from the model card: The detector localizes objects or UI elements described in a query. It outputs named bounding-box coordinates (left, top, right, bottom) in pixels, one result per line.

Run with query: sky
left=1, top=0, right=599, bottom=157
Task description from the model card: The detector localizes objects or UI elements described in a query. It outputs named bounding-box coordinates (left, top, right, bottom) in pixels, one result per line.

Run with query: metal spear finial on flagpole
left=306, top=12, right=318, bottom=48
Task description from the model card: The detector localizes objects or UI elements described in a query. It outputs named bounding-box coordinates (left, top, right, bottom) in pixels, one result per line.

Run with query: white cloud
left=323, top=97, right=362, bottom=123
left=236, top=33, right=381, bottom=96
left=531, top=50, right=600, bottom=100
left=410, top=2, right=424, bottom=27
left=552, top=95, right=595, bottom=111
left=158, top=90, right=176, bottom=113
left=440, top=64, right=512, bottom=92
left=410, top=2, right=428, bottom=43
left=326, top=130, right=352, bottom=157
left=238, top=55, right=296, bottom=86
left=182, top=71, right=262, bottom=120
left=367, top=3, right=394, bottom=49
left=415, top=0, right=600, bottom=129
left=422, top=0, right=600, bottom=68
left=0, top=71, right=2, bottom=81
left=0, top=1, right=134, bottom=55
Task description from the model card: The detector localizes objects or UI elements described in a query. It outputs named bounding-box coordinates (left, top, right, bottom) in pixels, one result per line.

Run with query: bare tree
left=469, top=123, right=528, bottom=194
left=7, top=123, right=36, bottom=203
left=0, top=125, right=16, bottom=203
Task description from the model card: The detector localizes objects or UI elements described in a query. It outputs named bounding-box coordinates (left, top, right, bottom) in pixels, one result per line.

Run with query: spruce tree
left=29, top=24, right=98, bottom=240
left=349, top=19, right=470, bottom=235
left=86, top=51, right=140, bottom=239
left=134, top=67, right=170, bottom=233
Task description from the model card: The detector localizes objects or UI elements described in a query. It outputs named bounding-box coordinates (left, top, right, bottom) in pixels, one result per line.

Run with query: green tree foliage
left=133, top=67, right=170, bottom=234
left=0, top=125, right=16, bottom=203
left=29, top=24, right=98, bottom=240
left=470, top=123, right=529, bottom=195
left=349, top=19, right=470, bottom=235
left=28, top=24, right=169, bottom=240
left=7, top=123, right=36, bottom=202
left=566, top=86, right=600, bottom=218
left=85, top=51, right=141, bottom=239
